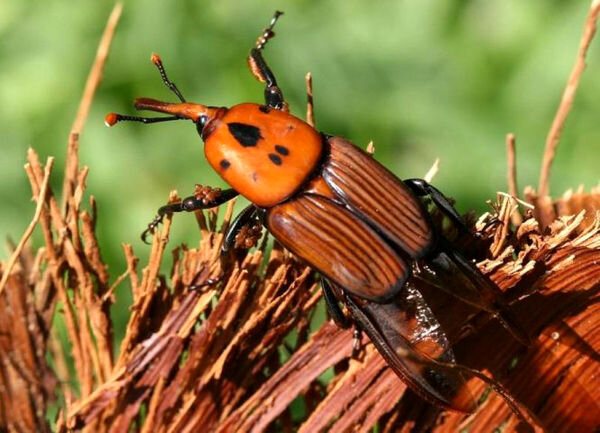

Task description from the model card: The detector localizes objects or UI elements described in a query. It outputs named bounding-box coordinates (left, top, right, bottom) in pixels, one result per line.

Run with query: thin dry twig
left=62, top=3, right=123, bottom=208
left=424, top=158, right=440, bottom=183
left=0, top=157, right=53, bottom=296
left=305, top=72, right=315, bottom=127
left=506, top=134, right=519, bottom=199
left=366, top=141, right=375, bottom=155
left=506, top=133, right=523, bottom=225
left=538, top=0, right=600, bottom=197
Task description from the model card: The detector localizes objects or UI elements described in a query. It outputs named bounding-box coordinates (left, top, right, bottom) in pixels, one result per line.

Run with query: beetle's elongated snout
left=104, top=98, right=223, bottom=128
left=133, top=98, right=211, bottom=122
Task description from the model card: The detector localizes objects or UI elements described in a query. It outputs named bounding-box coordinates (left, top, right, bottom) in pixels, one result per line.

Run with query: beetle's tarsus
left=352, top=326, right=363, bottom=357
left=141, top=213, right=165, bottom=244
left=477, top=216, right=504, bottom=237
left=255, top=11, right=284, bottom=51
left=247, top=12, right=286, bottom=110
left=189, top=275, right=222, bottom=291
left=141, top=188, right=239, bottom=245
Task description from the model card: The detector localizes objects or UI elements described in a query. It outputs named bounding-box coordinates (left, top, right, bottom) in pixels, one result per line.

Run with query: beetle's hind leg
left=141, top=186, right=239, bottom=243
left=437, top=245, right=531, bottom=346
left=247, top=11, right=286, bottom=110
left=404, top=178, right=475, bottom=236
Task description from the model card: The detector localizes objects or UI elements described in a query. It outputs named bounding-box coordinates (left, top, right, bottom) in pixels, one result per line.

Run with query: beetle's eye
left=196, top=115, right=209, bottom=132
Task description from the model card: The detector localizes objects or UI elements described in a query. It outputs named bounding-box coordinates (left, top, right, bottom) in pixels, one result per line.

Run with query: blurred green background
left=1, top=0, right=599, bottom=337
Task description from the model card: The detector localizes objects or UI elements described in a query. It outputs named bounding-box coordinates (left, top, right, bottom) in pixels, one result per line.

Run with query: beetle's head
left=105, top=53, right=226, bottom=140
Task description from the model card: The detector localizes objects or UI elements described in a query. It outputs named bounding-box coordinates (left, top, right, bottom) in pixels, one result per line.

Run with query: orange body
left=204, top=103, right=323, bottom=207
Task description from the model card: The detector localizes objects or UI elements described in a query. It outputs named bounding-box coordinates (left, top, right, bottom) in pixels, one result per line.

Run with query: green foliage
left=2, top=0, right=599, bottom=330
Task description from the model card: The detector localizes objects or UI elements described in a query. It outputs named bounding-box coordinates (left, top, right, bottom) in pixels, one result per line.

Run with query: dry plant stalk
left=1, top=3, right=599, bottom=433
left=538, top=0, right=600, bottom=197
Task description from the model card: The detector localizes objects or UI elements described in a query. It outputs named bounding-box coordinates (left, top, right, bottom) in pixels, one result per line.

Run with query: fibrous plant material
left=1, top=3, right=600, bottom=433
left=2, top=154, right=600, bottom=433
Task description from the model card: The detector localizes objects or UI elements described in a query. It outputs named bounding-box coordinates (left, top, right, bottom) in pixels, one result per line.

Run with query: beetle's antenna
left=255, top=10, right=283, bottom=51
left=150, top=53, right=186, bottom=102
left=104, top=112, right=182, bottom=127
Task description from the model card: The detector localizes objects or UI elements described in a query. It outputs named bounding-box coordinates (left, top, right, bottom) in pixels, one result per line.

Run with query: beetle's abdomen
left=323, top=136, right=434, bottom=259
left=204, top=103, right=323, bottom=207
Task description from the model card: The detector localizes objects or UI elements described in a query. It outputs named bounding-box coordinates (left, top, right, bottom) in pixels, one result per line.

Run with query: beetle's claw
left=189, top=268, right=224, bottom=291
left=475, top=216, right=504, bottom=239
left=140, top=229, right=152, bottom=245
left=141, top=214, right=164, bottom=244
left=189, top=275, right=222, bottom=291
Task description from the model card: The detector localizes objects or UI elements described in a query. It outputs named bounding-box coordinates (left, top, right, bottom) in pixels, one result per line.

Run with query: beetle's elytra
left=106, top=11, right=530, bottom=414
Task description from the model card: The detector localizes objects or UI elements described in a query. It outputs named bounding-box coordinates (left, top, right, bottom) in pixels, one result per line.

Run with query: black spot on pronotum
left=228, top=122, right=262, bottom=147
left=220, top=159, right=231, bottom=170
left=268, top=153, right=282, bottom=166
left=274, top=145, right=289, bottom=156
left=258, top=105, right=271, bottom=113
left=252, top=172, right=259, bottom=182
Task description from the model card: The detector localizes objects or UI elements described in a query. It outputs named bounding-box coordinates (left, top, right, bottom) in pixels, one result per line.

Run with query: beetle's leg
left=141, top=187, right=239, bottom=243
left=221, top=205, right=262, bottom=256
left=150, top=53, right=186, bottom=102
left=247, top=11, right=286, bottom=110
left=189, top=272, right=223, bottom=291
left=352, top=327, right=363, bottom=357
left=321, top=278, right=350, bottom=329
left=438, top=244, right=531, bottom=346
left=403, top=178, right=472, bottom=234
left=322, top=280, right=367, bottom=357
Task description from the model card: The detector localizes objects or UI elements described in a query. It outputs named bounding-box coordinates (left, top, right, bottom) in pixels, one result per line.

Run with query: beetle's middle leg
left=247, top=11, right=286, bottom=110
left=322, top=278, right=366, bottom=356
left=321, top=278, right=350, bottom=329
left=221, top=204, right=262, bottom=256
left=142, top=186, right=239, bottom=243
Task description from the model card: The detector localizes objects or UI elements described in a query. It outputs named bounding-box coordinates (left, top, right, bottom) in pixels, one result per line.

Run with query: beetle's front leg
left=248, top=49, right=285, bottom=110
left=247, top=11, right=286, bottom=110
left=403, top=178, right=473, bottom=235
left=141, top=186, right=239, bottom=243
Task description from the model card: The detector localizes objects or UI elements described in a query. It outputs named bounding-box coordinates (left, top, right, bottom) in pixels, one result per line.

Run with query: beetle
left=106, top=11, right=530, bottom=414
